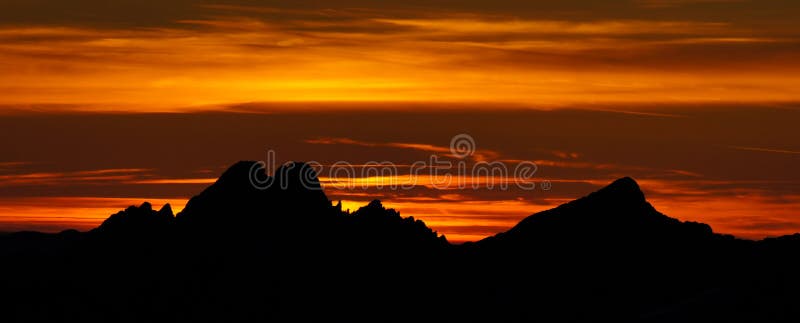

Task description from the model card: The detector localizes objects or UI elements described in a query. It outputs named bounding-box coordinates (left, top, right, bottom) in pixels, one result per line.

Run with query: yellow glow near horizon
left=0, top=197, right=188, bottom=232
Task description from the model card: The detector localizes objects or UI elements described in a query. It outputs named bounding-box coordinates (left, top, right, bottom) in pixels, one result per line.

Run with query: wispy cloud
left=0, top=168, right=151, bottom=186
left=306, top=137, right=501, bottom=161
left=128, top=178, right=217, bottom=185
left=579, top=108, right=689, bottom=118
left=730, top=145, right=800, bottom=155
left=375, top=18, right=729, bottom=36
left=0, top=161, right=31, bottom=169
left=636, top=0, right=745, bottom=9
left=0, top=168, right=219, bottom=187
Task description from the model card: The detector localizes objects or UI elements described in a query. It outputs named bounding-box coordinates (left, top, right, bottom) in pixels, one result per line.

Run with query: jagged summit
left=358, top=200, right=388, bottom=212
left=140, top=201, right=153, bottom=212
left=92, top=202, right=174, bottom=236
left=158, top=203, right=173, bottom=218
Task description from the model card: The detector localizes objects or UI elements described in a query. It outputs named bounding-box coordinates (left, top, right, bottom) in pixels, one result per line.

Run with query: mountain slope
left=477, top=177, right=716, bottom=250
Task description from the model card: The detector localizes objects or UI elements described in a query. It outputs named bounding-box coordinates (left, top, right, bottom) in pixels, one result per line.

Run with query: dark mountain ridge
left=473, top=177, right=723, bottom=255
left=2, top=161, right=799, bottom=322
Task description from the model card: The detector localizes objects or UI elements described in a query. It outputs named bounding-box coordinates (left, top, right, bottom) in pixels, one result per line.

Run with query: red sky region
left=1, top=108, right=798, bottom=242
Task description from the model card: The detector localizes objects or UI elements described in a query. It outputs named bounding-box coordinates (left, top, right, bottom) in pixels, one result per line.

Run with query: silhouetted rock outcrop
left=347, top=200, right=448, bottom=251
left=91, top=202, right=174, bottom=238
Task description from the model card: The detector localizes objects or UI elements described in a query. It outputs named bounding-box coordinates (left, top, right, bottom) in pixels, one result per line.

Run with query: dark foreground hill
left=2, top=161, right=799, bottom=322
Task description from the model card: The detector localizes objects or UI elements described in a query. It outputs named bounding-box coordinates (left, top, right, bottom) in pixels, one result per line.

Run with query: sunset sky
left=1, top=0, right=798, bottom=242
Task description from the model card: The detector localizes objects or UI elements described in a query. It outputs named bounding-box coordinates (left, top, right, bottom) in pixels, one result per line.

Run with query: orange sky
left=0, top=1, right=799, bottom=242
left=1, top=1, right=799, bottom=111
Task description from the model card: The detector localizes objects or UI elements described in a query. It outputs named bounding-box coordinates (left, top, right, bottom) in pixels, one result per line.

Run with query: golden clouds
left=0, top=4, right=798, bottom=112
left=373, top=18, right=729, bottom=36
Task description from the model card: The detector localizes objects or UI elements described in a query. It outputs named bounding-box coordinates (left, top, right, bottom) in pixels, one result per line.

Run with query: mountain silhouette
left=476, top=177, right=714, bottom=251
left=1, top=161, right=799, bottom=322
left=176, top=161, right=331, bottom=232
